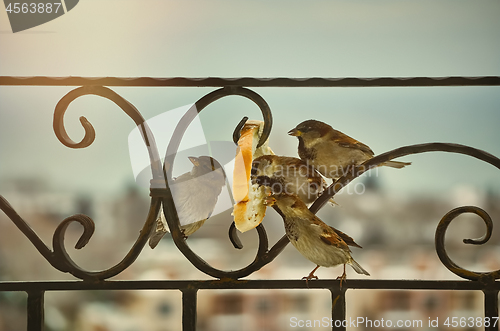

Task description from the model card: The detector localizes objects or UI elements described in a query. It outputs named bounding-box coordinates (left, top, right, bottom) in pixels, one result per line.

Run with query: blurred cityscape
left=1, top=174, right=500, bottom=331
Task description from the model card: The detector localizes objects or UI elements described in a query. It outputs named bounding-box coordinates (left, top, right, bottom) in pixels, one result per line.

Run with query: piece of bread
left=232, top=120, right=274, bottom=232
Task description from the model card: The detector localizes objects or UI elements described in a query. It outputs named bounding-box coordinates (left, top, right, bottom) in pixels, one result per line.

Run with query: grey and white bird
left=149, top=156, right=226, bottom=248
left=264, top=193, right=369, bottom=286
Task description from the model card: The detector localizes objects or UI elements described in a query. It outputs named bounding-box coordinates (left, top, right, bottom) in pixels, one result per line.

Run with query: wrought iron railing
left=0, top=75, right=500, bottom=331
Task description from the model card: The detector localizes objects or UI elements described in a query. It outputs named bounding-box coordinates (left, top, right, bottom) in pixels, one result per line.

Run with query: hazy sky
left=1, top=0, right=499, bottom=198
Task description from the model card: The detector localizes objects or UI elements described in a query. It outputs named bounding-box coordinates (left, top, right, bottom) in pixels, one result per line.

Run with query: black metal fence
left=1, top=76, right=500, bottom=331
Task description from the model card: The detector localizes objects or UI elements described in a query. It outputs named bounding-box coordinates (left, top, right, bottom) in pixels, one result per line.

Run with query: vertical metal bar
left=27, top=291, right=44, bottom=331
left=330, top=288, right=346, bottom=331
left=484, top=290, right=499, bottom=331
left=182, top=288, right=198, bottom=331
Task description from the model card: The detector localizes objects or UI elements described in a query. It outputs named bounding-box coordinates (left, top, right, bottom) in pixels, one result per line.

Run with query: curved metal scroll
left=306, top=143, right=500, bottom=281
left=163, top=87, right=272, bottom=179
left=312, top=143, right=500, bottom=212
left=435, top=206, right=500, bottom=281
left=1, top=86, right=163, bottom=280
left=155, top=86, right=275, bottom=279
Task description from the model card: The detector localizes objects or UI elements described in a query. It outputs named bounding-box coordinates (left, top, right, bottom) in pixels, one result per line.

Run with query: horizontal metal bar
left=1, top=76, right=499, bottom=87
left=0, top=279, right=498, bottom=292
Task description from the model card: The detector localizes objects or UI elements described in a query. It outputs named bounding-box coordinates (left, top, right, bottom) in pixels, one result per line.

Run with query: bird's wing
left=330, top=130, right=374, bottom=156
left=281, top=157, right=309, bottom=177
left=171, top=175, right=219, bottom=225
left=282, top=156, right=307, bottom=167
left=329, top=226, right=362, bottom=248
left=283, top=157, right=324, bottom=183
left=172, top=171, right=193, bottom=183
left=310, top=217, right=350, bottom=251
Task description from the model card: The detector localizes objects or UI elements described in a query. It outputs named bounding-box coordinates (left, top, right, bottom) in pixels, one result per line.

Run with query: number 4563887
left=6, top=3, right=62, bottom=14
left=443, top=317, right=499, bottom=328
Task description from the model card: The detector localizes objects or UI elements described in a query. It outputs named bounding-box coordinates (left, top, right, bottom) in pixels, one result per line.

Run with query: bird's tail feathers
left=382, top=160, right=411, bottom=169
left=349, top=259, right=370, bottom=276
left=149, top=212, right=169, bottom=249
left=328, top=198, right=339, bottom=206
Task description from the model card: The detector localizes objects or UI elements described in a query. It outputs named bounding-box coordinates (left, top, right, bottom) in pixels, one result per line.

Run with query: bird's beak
left=188, top=156, right=200, bottom=166
left=288, top=128, right=301, bottom=136
left=263, top=196, right=276, bottom=206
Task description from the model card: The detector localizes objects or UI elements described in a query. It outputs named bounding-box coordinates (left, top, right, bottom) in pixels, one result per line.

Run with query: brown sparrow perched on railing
left=149, top=156, right=226, bottom=248
left=264, top=193, right=369, bottom=286
left=251, top=155, right=327, bottom=206
left=288, top=120, right=410, bottom=179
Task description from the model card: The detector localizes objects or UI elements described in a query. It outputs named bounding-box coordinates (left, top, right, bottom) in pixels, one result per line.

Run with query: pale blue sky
left=0, top=0, right=499, bottom=197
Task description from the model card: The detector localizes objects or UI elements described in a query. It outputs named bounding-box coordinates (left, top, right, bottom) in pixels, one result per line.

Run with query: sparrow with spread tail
left=251, top=155, right=327, bottom=206
left=264, top=193, right=369, bottom=286
left=149, top=156, right=226, bottom=248
left=288, top=120, right=411, bottom=179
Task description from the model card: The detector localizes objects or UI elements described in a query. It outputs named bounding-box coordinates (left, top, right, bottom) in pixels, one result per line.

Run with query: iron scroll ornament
left=0, top=86, right=164, bottom=280
left=0, top=86, right=275, bottom=280
left=307, top=143, right=500, bottom=282
left=152, top=86, right=276, bottom=279
left=0, top=85, right=499, bottom=281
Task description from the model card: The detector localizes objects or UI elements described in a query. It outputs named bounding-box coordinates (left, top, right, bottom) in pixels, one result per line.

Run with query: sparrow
left=288, top=120, right=411, bottom=179
left=251, top=155, right=327, bottom=205
left=149, top=156, right=226, bottom=248
left=264, top=193, right=369, bottom=286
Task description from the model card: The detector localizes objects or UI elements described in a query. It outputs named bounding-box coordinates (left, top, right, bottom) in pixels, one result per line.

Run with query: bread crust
left=232, top=120, right=273, bottom=232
